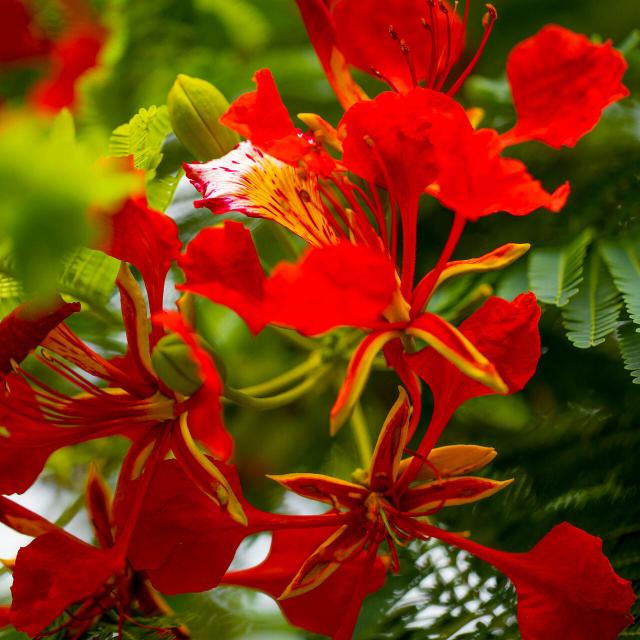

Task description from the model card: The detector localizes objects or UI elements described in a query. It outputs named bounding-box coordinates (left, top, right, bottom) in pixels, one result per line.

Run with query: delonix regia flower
left=223, top=389, right=636, bottom=640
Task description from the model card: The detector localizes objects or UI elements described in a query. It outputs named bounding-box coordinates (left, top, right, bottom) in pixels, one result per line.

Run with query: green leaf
left=0, top=248, right=119, bottom=320
left=600, top=236, right=640, bottom=331
left=109, top=105, right=172, bottom=177
left=561, top=250, right=622, bottom=348
left=57, top=248, right=120, bottom=310
left=528, top=229, right=593, bottom=307
left=617, top=322, right=640, bottom=384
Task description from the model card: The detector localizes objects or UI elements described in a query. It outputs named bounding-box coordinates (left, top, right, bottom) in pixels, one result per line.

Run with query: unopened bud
left=151, top=333, right=204, bottom=396
left=167, top=74, right=239, bottom=161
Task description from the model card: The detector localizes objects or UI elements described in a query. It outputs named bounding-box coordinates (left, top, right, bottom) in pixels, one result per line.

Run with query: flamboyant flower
left=222, top=389, right=635, bottom=639
left=295, top=2, right=629, bottom=153
left=181, top=71, right=549, bottom=434
left=0, top=466, right=189, bottom=638
left=0, top=196, right=243, bottom=528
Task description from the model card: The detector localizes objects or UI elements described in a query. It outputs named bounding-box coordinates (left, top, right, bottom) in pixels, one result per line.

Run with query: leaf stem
left=350, top=402, right=373, bottom=468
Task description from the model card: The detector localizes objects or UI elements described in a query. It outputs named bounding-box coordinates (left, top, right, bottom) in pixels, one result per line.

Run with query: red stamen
left=447, top=4, right=497, bottom=96
left=370, top=66, right=401, bottom=93
left=435, top=2, right=453, bottom=90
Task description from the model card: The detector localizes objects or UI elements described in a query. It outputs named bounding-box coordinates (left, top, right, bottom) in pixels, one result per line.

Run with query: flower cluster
left=0, top=1, right=636, bottom=638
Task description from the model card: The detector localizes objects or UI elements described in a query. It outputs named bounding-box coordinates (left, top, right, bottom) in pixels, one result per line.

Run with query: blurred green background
left=0, top=0, right=639, bottom=638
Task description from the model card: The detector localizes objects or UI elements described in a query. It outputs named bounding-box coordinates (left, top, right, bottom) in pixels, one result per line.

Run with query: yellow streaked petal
left=398, top=444, right=497, bottom=481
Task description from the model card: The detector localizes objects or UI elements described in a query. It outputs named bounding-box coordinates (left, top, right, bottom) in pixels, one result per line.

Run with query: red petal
left=435, top=128, right=570, bottom=220
left=332, top=0, right=464, bottom=93
left=293, top=0, right=367, bottom=108
left=269, top=473, right=368, bottom=511
left=0, top=298, right=80, bottom=375
left=369, top=387, right=411, bottom=492
left=505, top=25, right=629, bottom=149
left=177, top=221, right=268, bottom=333
left=10, top=531, right=119, bottom=635
left=340, top=88, right=469, bottom=215
left=407, top=293, right=540, bottom=448
left=117, top=459, right=267, bottom=594
left=426, top=522, right=636, bottom=640
left=100, top=195, right=181, bottom=316
left=0, top=606, right=9, bottom=628
left=223, top=526, right=387, bottom=637
left=29, top=25, right=106, bottom=113
left=265, top=241, right=397, bottom=335
left=179, top=222, right=397, bottom=336
left=221, top=68, right=297, bottom=150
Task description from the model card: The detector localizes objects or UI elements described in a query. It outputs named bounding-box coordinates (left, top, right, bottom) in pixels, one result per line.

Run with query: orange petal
left=398, top=444, right=497, bottom=481
left=401, top=476, right=513, bottom=515
left=268, top=473, right=368, bottom=510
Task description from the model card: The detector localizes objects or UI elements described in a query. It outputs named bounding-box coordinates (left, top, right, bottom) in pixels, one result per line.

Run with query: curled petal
left=293, top=0, right=367, bottom=108
left=407, top=312, right=507, bottom=393
left=185, top=142, right=340, bottom=247
left=0, top=298, right=80, bottom=375
left=505, top=25, right=629, bottom=149
left=0, top=496, right=56, bottom=538
left=435, top=128, right=570, bottom=220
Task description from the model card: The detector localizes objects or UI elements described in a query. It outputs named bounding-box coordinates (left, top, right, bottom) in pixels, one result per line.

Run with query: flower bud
left=150, top=333, right=224, bottom=397
left=167, top=74, right=239, bottom=161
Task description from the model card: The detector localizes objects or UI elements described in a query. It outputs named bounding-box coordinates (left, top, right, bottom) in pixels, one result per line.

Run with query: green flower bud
left=167, top=74, right=239, bottom=161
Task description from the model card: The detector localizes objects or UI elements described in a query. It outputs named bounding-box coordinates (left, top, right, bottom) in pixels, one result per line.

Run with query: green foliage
left=601, top=236, right=640, bottom=331
left=0, top=111, right=133, bottom=296
left=562, top=249, right=622, bottom=348
left=617, top=322, right=640, bottom=384
left=528, top=228, right=593, bottom=307
left=0, top=248, right=119, bottom=320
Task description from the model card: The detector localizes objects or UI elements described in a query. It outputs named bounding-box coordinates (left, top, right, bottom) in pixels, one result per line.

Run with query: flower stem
left=238, top=351, right=323, bottom=396
left=224, top=364, right=331, bottom=410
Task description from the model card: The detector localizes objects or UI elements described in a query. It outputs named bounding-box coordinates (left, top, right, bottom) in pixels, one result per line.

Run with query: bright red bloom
left=503, top=25, right=629, bottom=149
left=229, top=390, right=634, bottom=639
left=1, top=467, right=187, bottom=637
left=0, top=197, right=237, bottom=518
left=184, top=80, right=548, bottom=436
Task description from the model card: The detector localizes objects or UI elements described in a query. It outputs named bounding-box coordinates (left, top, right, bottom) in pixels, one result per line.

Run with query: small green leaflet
left=617, top=322, right=640, bottom=384
left=528, top=228, right=593, bottom=307
left=600, top=235, right=640, bottom=332
left=562, top=249, right=622, bottom=349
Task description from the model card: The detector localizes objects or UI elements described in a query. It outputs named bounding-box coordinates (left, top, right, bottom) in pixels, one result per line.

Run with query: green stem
left=270, top=223, right=301, bottom=261
left=350, top=403, right=373, bottom=468
left=269, top=325, right=319, bottom=351
left=238, top=351, right=322, bottom=396
left=224, top=365, right=330, bottom=410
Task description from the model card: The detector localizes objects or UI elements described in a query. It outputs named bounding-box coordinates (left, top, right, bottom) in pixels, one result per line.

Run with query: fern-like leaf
left=617, top=321, right=640, bottom=384
left=109, top=106, right=172, bottom=177
left=528, top=229, right=593, bottom=307
left=562, top=249, right=622, bottom=348
left=601, top=236, right=640, bottom=331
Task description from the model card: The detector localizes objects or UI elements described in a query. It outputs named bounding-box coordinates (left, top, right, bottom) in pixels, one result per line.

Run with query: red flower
left=0, top=0, right=52, bottom=65
left=222, top=390, right=635, bottom=639
left=0, top=467, right=188, bottom=637
left=0, top=197, right=239, bottom=527
left=183, top=79, right=548, bottom=436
